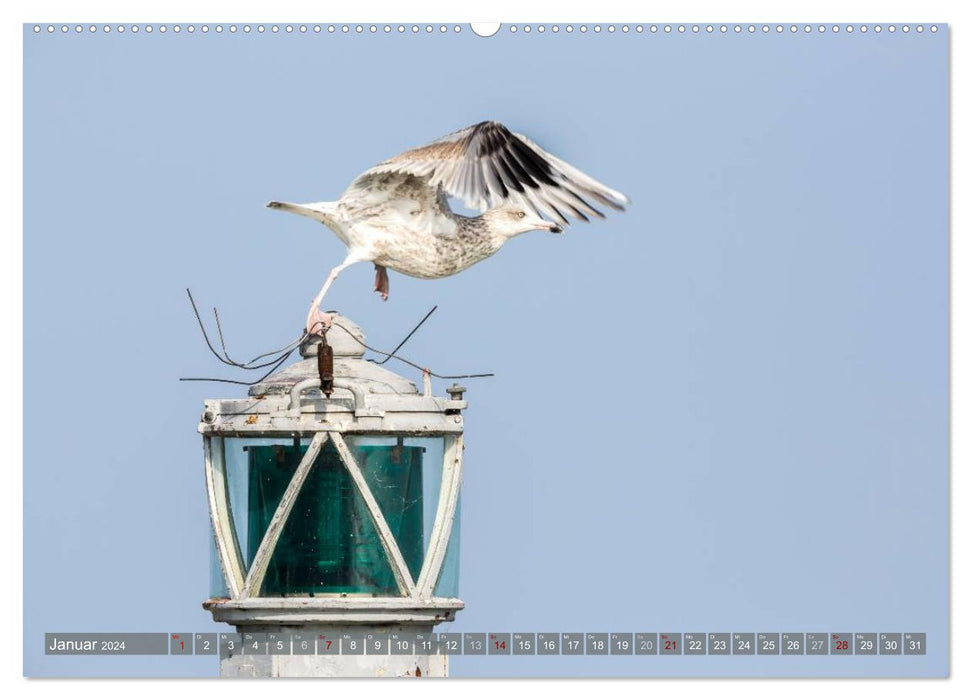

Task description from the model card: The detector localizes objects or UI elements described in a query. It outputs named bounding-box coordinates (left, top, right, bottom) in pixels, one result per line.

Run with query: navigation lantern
left=198, top=315, right=466, bottom=676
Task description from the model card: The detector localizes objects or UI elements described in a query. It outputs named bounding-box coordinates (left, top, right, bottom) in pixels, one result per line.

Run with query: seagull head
left=485, top=205, right=563, bottom=238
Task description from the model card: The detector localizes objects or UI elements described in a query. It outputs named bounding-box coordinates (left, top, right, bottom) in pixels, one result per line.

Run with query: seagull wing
left=351, top=121, right=630, bottom=227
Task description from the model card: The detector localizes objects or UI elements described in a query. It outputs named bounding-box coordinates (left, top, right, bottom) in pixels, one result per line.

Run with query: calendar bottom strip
left=45, top=632, right=927, bottom=657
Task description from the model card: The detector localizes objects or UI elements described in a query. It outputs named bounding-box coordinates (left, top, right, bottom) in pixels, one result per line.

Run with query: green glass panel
left=348, top=436, right=443, bottom=555
left=208, top=525, right=229, bottom=599
left=434, top=496, right=460, bottom=598
left=225, top=437, right=286, bottom=568
left=352, top=443, right=425, bottom=582
left=245, top=440, right=425, bottom=596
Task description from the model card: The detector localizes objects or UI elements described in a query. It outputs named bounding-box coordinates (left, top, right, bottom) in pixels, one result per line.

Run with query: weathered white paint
left=220, top=651, right=449, bottom=678
left=208, top=598, right=464, bottom=609
left=218, top=624, right=448, bottom=678
left=288, top=377, right=380, bottom=417
left=204, top=596, right=463, bottom=625
left=205, top=436, right=245, bottom=597
left=202, top=411, right=464, bottom=436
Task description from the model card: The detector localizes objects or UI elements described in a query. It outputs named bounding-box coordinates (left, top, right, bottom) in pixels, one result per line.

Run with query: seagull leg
left=306, top=256, right=360, bottom=334
left=374, top=265, right=390, bottom=301
left=306, top=307, right=334, bottom=337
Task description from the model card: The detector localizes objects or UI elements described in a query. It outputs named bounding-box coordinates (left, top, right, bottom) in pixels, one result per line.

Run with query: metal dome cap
left=198, top=313, right=467, bottom=436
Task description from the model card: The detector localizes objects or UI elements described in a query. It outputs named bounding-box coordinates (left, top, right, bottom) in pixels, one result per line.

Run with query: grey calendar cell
left=464, top=633, right=486, bottom=655
left=782, top=633, right=804, bottom=655
left=635, top=633, right=658, bottom=655
left=437, top=633, right=461, bottom=655
left=757, top=633, right=780, bottom=655
left=733, top=633, right=755, bottom=655
left=341, top=634, right=364, bottom=655
left=708, top=633, right=730, bottom=655
left=879, top=633, right=902, bottom=655
left=243, top=633, right=267, bottom=655
left=44, top=634, right=169, bottom=656
left=389, top=633, right=416, bottom=655
left=831, top=633, right=852, bottom=655
left=365, top=633, right=388, bottom=656
left=538, top=633, right=560, bottom=655
left=562, top=633, right=584, bottom=655
left=513, top=633, right=536, bottom=655
left=194, top=633, right=216, bottom=656
left=611, top=632, right=633, bottom=655
left=414, top=633, right=435, bottom=655
left=219, top=634, right=243, bottom=660
left=317, top=634, right=339, bottom=655
left=434, top=633, right=458, bottom=655
left=806, top=633, right=829, bottom=655
left=904, top=633, right=926, bottom=655
left=267, top=633, right=290, bottom=656
left=292, top=633, right=314, bottom=655
left=488, top=633, right=511, bottom=655
left=659, top=633, right=682, bottom=655
left=169, top=633, right=192, bottom=655
left=586, top=633, right=609, bottom=655
left=854, top=633, right=877, bottom=656
left=684, top=632, right=705, bottom=655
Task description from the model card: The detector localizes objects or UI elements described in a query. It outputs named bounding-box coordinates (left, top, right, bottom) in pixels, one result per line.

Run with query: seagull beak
left=535, top=219, right=563, bottom=234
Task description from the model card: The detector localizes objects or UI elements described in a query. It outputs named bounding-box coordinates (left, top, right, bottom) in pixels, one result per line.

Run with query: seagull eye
left=517, top=211, right=526, bottom=219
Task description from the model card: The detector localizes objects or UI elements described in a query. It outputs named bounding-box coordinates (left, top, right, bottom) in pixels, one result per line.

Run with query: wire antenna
left=180, top=289, right=494, bottom=384
left=372, top=305, right=438, bottom=365
left=331, top=320, right=494, bottom=380
left=185, top=288, right=305, bottom=370
left=179, top=347, right=297, bottom=386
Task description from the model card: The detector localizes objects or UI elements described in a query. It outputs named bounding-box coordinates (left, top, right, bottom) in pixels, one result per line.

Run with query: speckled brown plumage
left=267, top=121, right=629, bottom=332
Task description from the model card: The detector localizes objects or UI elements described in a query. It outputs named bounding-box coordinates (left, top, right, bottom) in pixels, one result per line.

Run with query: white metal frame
left=204, top=428, right=464, bottom=603
left=416, top=434, right=463, bottom=597
left=205, top=436, right=245, bottom=597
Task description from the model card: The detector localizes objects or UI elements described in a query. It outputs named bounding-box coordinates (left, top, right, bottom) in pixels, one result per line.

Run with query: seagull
left=267, top=120, right=630, bottom=334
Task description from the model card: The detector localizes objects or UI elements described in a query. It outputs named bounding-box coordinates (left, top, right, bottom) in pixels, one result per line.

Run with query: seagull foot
left=374, top=264, right=390, bottom=301
left=306, top=308, right=334, bottom=336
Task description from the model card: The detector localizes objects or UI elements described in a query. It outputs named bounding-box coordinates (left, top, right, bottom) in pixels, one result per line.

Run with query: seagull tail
left=266, top=200, right=338, bottom=225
